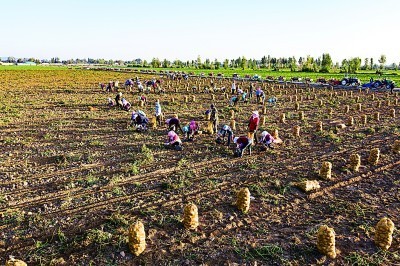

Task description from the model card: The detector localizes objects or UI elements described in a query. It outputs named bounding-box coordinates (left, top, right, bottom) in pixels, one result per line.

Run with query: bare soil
left=0, top=69, right=399, bottom=265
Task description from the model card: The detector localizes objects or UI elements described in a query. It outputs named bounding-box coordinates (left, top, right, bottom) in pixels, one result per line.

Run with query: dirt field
left=0, top=69, right=399, bottom=265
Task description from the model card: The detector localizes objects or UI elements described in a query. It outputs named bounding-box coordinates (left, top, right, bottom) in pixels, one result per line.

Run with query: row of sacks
left=127, top=188, right=396, bottom=258
left=295, top=143, right=400, bottom=192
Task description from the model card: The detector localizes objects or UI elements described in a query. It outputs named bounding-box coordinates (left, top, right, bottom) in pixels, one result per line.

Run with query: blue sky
left=1, top=0, right=399, bottom=64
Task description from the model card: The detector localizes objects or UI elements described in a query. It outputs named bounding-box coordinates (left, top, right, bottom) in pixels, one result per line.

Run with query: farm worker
left=231, top=81, right=236, bottom=94
left=165, top=130, right=183, bottom=150
left=249, top=83, right=254, bottom=99
left=259, top=131, right=275, bottom=150
left=166, top=115, right=184, bottom=134
left=187, top=120, right=200, bottom=141
left=130, top=111, right=139, bottom=128
left=131, top=110, right=148, bottom=127
left=139, top=95, right=147, bottom=104
left=233, top=136, right=253, bottom=157
left=216, top=125, right=234, bottom=146
left=137, top=81, right=144, bottom=93
left=182, top=124, right=190, bottom=136
left=115, top=92, right=123, bottom=108
left=121, top=98, right=131, bottom=111
left=255, top=87, right=265, bottom=104
left=248, top=111, right=260, bottom=144
left=237, top=87, right=243, bottom=94
left=267, top=96, right=277, bottom=106
left=107, top=97, right=115, bottom=107
left=106, top=82, right=112, bottom=92
left=125, top=79, right=134, bottom=91
left=210, top=104, right=219, bottom=134
left=155, top=100, right=163, bottom=126
left=241, top=91, right=248, bottom=102
left=100, top=83, right=106, bottom=91
left=114, top=80, right=119, bottom=90
left=230, top=96, right=239, bottom=106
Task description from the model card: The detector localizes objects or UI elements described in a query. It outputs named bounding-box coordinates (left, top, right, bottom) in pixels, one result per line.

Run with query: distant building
left=17, top=61, right=37, bottom=66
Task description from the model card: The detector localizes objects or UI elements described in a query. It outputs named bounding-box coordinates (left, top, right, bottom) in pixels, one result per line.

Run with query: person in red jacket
left=233, top=136, right=252, bottom=157
left=248, top=110, right=260, bottom=144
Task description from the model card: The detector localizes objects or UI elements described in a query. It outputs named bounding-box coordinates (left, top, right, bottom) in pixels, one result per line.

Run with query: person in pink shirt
left=165, top=131, right=183, bottom=151
left=187, top=120, right=199, bottom=141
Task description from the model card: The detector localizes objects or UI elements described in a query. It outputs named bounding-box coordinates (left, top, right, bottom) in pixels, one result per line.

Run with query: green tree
left=341, top=59, right=349, bottom=73
left=162, top=59, right=170, bottom=68
left=363, top=58, right=369, bottom=70
left=214, top=59, right=220, bottom=70
left=204, top=58, right=211, bottom=69
left=7, top=57, right=16, bottom=63
left=196, top=55, right=202, bottom=68
left=301, top=55, right=314, bottom=72
left=151, top=58, right=160, bottom=68
left=378, top=54, right=386, bottom=69
left=347, top=57, right=361, bottom=73
left=240, top=56, right=248, bottom=69
left=261, top=56, right=267, bottom=68
left=223, top=59, right=229, bottom=69
left=320, top=53, right=333, bottom=73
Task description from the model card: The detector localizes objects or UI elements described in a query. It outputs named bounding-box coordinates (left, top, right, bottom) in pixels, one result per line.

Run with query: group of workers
left=162, top=106, right=278, bottom=157
left=103, top=78, right=280, bottom=157
left=228, top=81, right=273, bottom=107
left=108, top=92, right=132, bottom=111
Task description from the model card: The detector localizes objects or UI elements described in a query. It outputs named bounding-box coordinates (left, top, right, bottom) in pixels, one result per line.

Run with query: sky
left=1, top=0, right=399, bottom=64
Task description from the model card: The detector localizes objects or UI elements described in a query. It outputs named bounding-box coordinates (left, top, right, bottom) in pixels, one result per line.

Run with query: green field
left=0, top=65, right=68, bottom=71
left=2, top=64, right=399, bottom=84
left=107, top=66, right=400, bottom=85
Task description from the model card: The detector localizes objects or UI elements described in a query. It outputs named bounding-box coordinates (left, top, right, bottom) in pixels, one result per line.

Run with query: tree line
left=2, top=54, right=398, bottom=73
left=143, top=54, right=396, bottom=73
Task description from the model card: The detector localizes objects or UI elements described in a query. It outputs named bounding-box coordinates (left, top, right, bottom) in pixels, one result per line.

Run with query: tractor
left=340, top=77, right=360, bottom=86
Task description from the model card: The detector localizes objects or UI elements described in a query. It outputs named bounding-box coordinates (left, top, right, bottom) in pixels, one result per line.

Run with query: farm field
left=0, top=69, right=399, bottom=265
left=94, top=66, right=400, bottom=86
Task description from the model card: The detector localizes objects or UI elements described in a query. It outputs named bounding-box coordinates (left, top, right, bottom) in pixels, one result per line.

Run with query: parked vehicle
left=291, top=77, right=302, bottom=82
left=341, top=77, right=360, bottom=86
left=251, top=74, right=262, bottom=81
left=362, top=78, right=395, bottom=90
left=328, top=78, right=341, bottom=86
left=316, top=78, right=328, bottom=84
